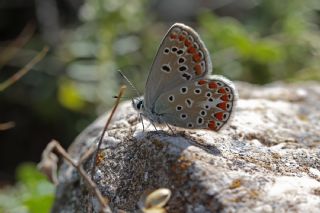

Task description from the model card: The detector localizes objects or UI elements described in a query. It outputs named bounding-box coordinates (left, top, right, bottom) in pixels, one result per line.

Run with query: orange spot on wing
left=194, top=64, right=202, bottom=75
left=208, top=120, right=216, bottom=130
left=179, top=35, right=185, bottom=41
left=218, top=87, right=226, bottom=94
left=214, top=112, right=224, bottom=121
left=208, top=82, right=218, bottom=89
left=198, top=79, right=207, bottom=85
left=217, top=102, right=227, bottom=111
left=187, top=46, right=196, bottom=54
left=193, top=53, right=201, bottom=63
left=220, top=94, right=229, bottom=101
left=184, top=39, right=192, bottom=47
left=170, top=33, right=177, bottom=40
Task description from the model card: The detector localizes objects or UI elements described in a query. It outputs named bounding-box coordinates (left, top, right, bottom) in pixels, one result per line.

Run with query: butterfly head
left=132, top=98, right=144, bottom=112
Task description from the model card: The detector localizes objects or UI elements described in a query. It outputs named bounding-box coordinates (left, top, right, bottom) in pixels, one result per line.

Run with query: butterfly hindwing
left=144, top=23, right=212, bottom=110
left=154, top=76, right=236, bottom=131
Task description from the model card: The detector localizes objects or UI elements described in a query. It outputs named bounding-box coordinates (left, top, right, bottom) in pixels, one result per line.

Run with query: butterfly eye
left=137, top=102, right=143, bottom=109
left=135, top=100, right=144, bottom=110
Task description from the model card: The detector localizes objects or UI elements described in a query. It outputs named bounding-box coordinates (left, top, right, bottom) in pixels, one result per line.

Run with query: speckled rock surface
left=52, top=81, right=320, bottom=213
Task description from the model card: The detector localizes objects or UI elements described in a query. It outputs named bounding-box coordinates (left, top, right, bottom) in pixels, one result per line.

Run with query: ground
left=52, top=81, right=320, bottom=213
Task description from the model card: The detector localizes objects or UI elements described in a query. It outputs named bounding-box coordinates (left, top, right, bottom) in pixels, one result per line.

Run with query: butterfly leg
left=139, top=113, right=145, bottom=132
left=151, top=122, right=158, bottom=131
left=165, top=122, right=175, bottom=135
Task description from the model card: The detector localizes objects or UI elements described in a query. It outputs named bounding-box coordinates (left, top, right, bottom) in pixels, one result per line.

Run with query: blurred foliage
left=198, top=0, right=320, bottom=84
left=0, top=164, right=54, bottom=213
left=58, top=0, right=320, bottom=113
left=57, top=0, right=154, bottom=111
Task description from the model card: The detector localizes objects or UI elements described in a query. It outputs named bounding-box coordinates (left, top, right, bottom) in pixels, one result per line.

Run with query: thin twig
left=90, top=85, right=126, bottom=179
left=0, top=121, right=15, bottom=131
left=44, top=140, right=110, bottom=210
left=0, top=21, right=35, bottom=68
left=39, top=86, right=126, bottom=213
left=0, top=46, right=49, bottom=92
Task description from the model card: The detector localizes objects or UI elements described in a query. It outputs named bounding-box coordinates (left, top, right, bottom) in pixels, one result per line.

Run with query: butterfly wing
left=144, top=23, right=212, bottom=111
left=154, top=76, right=236, bottom=131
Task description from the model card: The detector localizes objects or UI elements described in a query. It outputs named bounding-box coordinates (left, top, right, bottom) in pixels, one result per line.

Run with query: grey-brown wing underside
left=144, top=23, right=213, bottom=110
left=154, top=75, right=236, bottom=131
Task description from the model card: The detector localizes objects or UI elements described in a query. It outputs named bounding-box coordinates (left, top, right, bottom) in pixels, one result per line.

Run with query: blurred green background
left=0, top=0, right=319, bottom=211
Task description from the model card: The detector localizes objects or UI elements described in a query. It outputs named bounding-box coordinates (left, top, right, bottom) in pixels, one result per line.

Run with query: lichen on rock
left=52, top=82, right=320, bottom=213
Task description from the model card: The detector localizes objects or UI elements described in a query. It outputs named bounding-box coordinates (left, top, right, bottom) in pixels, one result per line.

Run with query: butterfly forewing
left=154, top=76, right=236, bottom=131
left=138, top=23, right=236, bottom=131
left=144, top=23, right=212, bottom=110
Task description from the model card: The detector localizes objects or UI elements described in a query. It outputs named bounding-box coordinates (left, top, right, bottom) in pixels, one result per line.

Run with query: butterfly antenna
left=118, top=70, right=141, bottom=97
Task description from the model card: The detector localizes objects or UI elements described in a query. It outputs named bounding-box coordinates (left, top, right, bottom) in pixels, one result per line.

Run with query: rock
left=51, top=81, right=320, bottom=213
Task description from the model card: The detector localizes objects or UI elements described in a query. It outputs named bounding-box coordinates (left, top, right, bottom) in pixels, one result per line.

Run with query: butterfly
left=133, top=23, right=236, bottom=131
